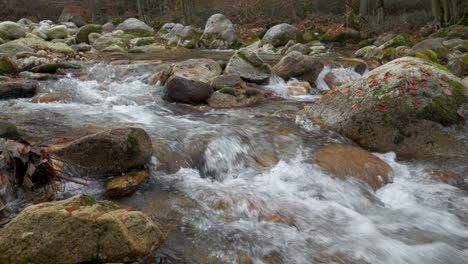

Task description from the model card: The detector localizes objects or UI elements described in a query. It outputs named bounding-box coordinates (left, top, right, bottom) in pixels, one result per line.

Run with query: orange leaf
left=441, top=75, right=450, bottom=82
left=357, top=92, right=365, bottom=96
left=340, top=87, right=350, bottom=94
left=65, top=206, right=80, bottom=213
left=352, top=104, right=358, bottom=108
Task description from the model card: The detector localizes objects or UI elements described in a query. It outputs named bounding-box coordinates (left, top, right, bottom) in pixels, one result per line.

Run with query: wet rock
left=76, top=24, right=102, bottom=44
left=164, top=76, right=213, bottom=105
left=286, top=43, right=310, bottom=55
left=0, top=21, right=26, bottom=40
left=447, top=55, right=468, bottom=77
left=355, top=45, right=384, bottom=59
left=208, top=89, right=262, bottom=108
left=209, top=74, right=245, bottom=90
left=116, top=18, right=154, bottom=33
left=321, top=27, right=361, bottom=43
left=19, top=71, right=60, bottom=81
left=287, top=82, right=311, bottom=96
left=225, top=48, right=271, bottom=84
left=314, top=144, right=393, bottom=190
left=172, top=58, right=222, bottom=83
left=303, top=57, right=468, bottom=159
left=429, top=169, right=466, bottom=186
left=53, top=127, right=153, bottom=178
left=148, top=64, right=173, bottom=85
left=255, top=153, right=279, bottom=167
left=58, top=6, right=92, bottom=27
left=262, top=23, right=302, bottom=47
left=102, top=22, right=116, bottom=33
left=104, top=170, right=149, bottom=197
left=0, top=194, right=163, bottom=264
left=323, top=71, right=346, bottom=90
left=31, top=92, right=67, bottom=103
left=31, top=62, right=80, bottom=74
left=409, top=38, right=444, bottom=54
left=0, top=55, right=19, bottom=74
left=0, top=121, right=20, bottom=139
left=0, top=80, right=38, bottom=100
left=201, top=14, right=237, bottom=49
left=273, top=51, right=323, bottom=84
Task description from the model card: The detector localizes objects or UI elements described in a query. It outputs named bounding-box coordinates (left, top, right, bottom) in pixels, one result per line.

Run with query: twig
left=55, top=174, right=89, bottom=186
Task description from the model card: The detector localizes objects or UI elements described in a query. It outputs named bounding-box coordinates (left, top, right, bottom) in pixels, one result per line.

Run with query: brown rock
left=314, top=144, right=393, bottom=191
left=255, top=153, right=279, bottom=167
left=273, top=51, right=323, bottom=84
left=430, top=170, right=466, bottom=186
left=288, top=82, right=311, bottom=96
left=31, top=93, right=67, bottom=103
left=104, top=170, right=149, bottom=197
left=324, top=71, right=343, bottom=90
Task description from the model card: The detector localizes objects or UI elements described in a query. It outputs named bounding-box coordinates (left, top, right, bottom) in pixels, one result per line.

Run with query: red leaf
left=65, top=206, right=80, bottom=213
left=376, top=104, right=388, bottom=112
left=441, top=75, right=450, bottom=82
left=351, top=104, right=358, bottom=108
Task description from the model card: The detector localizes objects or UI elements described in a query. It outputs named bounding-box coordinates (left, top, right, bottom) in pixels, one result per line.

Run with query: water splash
left=316, top=65, right=364, bottom=90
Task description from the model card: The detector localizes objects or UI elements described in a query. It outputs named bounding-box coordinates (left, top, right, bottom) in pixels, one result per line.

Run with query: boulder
left=102, top=44, right=126, bottom=53
left=32, top=24, right=51, bottom=40
left=225, top=48, right=271, bottom=84
left=262, top=24, right=302, bottom=47
left=273, top=51, right=323, bottom=84
left=209, top=74, right=245, bottom=90
left=162, top=24, right=200, bottom=49
left=104, top=170, right=149, bottom=197
left=0, top=21, right=26, bottom=40
left=374, top=33, right=396, bottom=46
left=164, top=76, right=213, bottom=104
left=0, top=80, right=38, bottom=100
left=172, top=58, right=222, bottom=83
left=53, top=127, right=153, bottom=177
left=91, top=35, right=128, bottom=50
left=48, top=25, right=68, bottom=40
left=355, top=45, right=384, bottom=59
left=409, top=38, right=444, bottom=54
left=321, top=27, right=361, bottom=43
left=148, top=64, right=173, bottom=85
left=429, top=169, right=466, bottom=186
left=116, top=18, right=154, bottom=33
left=286, top=43, right=310, bottom=55
left=302, top=57, right=468, bottom=159
left=208, top=89, right=262, bottom=108
left=102, top=22, right=116, bottom=33
left=0, top=121, right=20, bottom=139
left=447, top=55, right=468, bottom=77
left=31, top=62, right=80, bottom=74
left=71, top=43, right=91, bottom=52
left=0, top=194, right=163, bottom=264
left=314, top=144, right=393, bottom=191
left=58, top=6, right=92, bottom=27
left=0, top=55, right=19, bottom=74
left=76, top=24, right=102, bottom=44
left=201, top=14, right=237, bottom=49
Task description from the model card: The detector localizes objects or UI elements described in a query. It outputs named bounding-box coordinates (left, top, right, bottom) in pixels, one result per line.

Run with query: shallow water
left=1, top=56, right=467, bottom=264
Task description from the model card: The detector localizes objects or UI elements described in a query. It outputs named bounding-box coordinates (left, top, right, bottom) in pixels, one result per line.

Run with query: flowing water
left=1, top=52, right=468, bottom=264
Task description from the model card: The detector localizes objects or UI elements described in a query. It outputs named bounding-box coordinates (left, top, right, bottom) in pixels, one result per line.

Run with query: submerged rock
left=0, top=80, right=38, bottom=100
left=53, top=127, right=153, bottom=177
left=104, top=170, right=149, bottom=197
left=225, top=48, right=271, bottom=84
left=303, top=57, right=468, bottom=159
left=208, top=89, right=262, bottom=108
left=287, top=82, right=311, bottom=96
left=31, top=92, right=67, bottom=103
left=262, top=23, right=302, bottom=47
left=0, top=194, right=163, bottom=264
left=314, top=144, right=393, bottom=191
left=273, top=51, right=323, bottom=84
left=164, top=76, right=213, bottom=104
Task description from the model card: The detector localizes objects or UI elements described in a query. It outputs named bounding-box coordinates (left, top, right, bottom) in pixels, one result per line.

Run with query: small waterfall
left=316, top=65, right=364, bottom=90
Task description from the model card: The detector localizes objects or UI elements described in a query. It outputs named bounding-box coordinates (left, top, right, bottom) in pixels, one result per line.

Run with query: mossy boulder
left=0, top=194, right=163, bottom=264
left=0, top=21, right=26, bottom=40
left=380, top=34, right=417, bottom=49
left=0, top=55, right=19, bottom=74
left=76, top=24, right=103, bottom=44
left=302, top=57, right=468, bottom=160
left=116, top=18, right=155, bottom=36
left=262, top=23, right=302, bottom=47
left=225, top=48, right=272, bottom=84
left=201, top=14, right=237, bottom=49
left=355, top=45, right=383, bottom=59
left=0, top=38, right=74, bottom=55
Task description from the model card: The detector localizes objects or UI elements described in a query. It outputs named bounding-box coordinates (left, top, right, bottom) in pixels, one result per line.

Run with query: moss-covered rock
left=381, top=34, right=417, bottom=49
left=358, top=39, right=372, bottom=48
left=0, top=55, right=19, bottom=74
left=76, top=24, right=102, bottom=44
left=302, top=57, right=468, bottom=160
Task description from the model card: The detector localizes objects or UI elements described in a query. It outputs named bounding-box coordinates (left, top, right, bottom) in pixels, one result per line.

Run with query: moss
left=244, top=88, right=260, bottom=98
left=76, top=24, right=102, bottom=44
left=135, top=38, right=155, bottom=47
left=358, top=39, right=372, bottom=48
left=414, top=49, right=438, bottom=62
left=458, top=55, right=468, bottom=76
left=0, top=55, right=19, bottom=74
left=422, top=80, right=467, bottom=125
left=78, top=195, right=98, bottom=206
left=388, top=34, right=416, bottom=48
left=124, top=29, right=156, bottom=38
left=220, top=88, right=237, bottom=96
left=374, top=86, right=386, bottom=96
left=302, top=31, right=316, bottom=42
left=127, top=133, right=138, bottom=147
left=383, top=47, right=398, bottom=60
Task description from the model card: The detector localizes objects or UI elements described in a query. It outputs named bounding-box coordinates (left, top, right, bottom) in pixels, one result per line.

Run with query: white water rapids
left=0, top=61, right=467, bottom=264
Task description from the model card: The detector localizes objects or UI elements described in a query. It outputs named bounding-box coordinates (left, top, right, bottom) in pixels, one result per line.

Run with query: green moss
left=135, top=38, right=155, bottom=47
left=458, top=55, right=468, bottom=76
left=76, top=24, right=102, bottom=44
left=127, top=133, right=138, bottom=147
left=78, top=195, right=98, bottom=206
left=358, top=39, right=372, bottom=48
left=220, top=88, right=237, bottom=96
left=388, top=34, right=416, bottom=48
left=244, top=88, right=260, bottom=98
left=383, top=47, right=398, bottom=60
left=414, top=49, right=438, bottom=62
left=0, top=55, right=19, bottom=74
left=374, top=86, right=386, bottom=96
left=422, top=80, right=467, bottom=125
left=302, top=31, right=316, bottom=42
left=124, top=29, right=157, bottom=38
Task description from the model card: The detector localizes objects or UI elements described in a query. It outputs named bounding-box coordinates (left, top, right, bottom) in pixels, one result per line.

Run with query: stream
left=1, top=50, right=468, bottom=264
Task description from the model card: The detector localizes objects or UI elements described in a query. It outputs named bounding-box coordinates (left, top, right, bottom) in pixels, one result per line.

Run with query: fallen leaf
left=441, top=75, right=450, bottom=82
left=357, top=92, right=365, bottom=96
left=352, top=104, right=358, bottom=108
left=340, top=87, right=350, bottom=94
left=376, top=104, right=388, bottom=112
left=65, top=206, right=80, bottom=213
left=440, top=82, right=449, bottom=87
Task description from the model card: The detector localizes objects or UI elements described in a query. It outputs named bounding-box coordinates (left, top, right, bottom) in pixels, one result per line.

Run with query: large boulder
left=0, top=195, right=163, bottom=264
left=0, top=55, right=19, bottom=74
left=314, top=144, right=393, bottom=191
left=262, top=24, right=302, bottom=47
left=225, top=48, right=271, bottom=84
left=302, top=57, right=468, bottom=159
left=76, top=24, right=102, bottom=44
left=47, top=25, right=69, bottom=40
left=164, top=76, right=213, bottom=104
left=0, top=21, right=26, bottom=40
left=162, top=24, right=200, bottom=49
left=201, top=14, right=237, bottom=49
left=53, top=127, right=153, bottom=177
left=409, top=38, right=444, bottom=54
left=58, top=6, right=92, bottom=27
left=0, top=80, right=38, bottom=100
left=273, top=51, right=323, bottom=84
left=116, top=18, right=154, bottom=34
left=0, top=38, right=74, bottom=56
left=172, top=58, right=222, bottom=83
